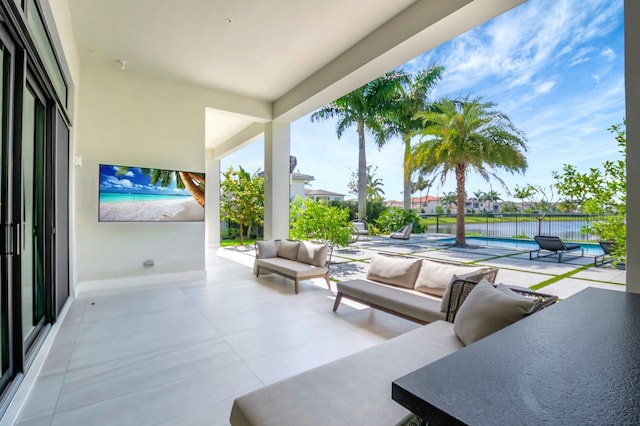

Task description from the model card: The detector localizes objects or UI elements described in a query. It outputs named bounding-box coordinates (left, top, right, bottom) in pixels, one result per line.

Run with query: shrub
left=375, top=207, right=423, bottom=233
left=290, top=197, right=353, bottom=247
left=329, top=199, right=386, bottom=224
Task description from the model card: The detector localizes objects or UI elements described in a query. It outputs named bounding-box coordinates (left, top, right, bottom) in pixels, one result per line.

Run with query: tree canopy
left=410, top=97, right=528, bottom=247
left=220, top=166, right=264, bottom=243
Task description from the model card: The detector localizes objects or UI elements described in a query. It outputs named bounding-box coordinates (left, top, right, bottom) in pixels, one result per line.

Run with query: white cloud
left=104, top=176, right=133, bottom=188
left=601, top=47, right=616, bottom=60
left=535, top=81, right=556, bottom=94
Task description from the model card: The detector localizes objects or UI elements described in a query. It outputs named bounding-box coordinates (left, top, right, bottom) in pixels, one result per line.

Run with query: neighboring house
left=305, top=189, right=345, bottom=202
left=290, top=173, right=315, bottom=200
left=411, top=195, right=441, bottom=213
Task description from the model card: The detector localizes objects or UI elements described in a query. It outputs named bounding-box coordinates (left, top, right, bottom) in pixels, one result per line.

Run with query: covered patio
left=2, top=0, right=639, bottom=423
left=12, top=238, right=624, bottom=424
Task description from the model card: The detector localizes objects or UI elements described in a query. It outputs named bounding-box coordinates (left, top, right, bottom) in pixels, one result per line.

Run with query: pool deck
left=222, top=233, right=625, bottom=299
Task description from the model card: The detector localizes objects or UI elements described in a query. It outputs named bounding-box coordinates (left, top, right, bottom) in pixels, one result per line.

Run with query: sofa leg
left=294, top=279, right=299, bottom=294
left=324, top=275, right=331, bottom=290
left=333, top=292, right=343, bottom=312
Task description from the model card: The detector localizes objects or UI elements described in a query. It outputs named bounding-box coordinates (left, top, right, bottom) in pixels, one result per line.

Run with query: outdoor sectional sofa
left=254, top=239, right=332, bottom=294
left=333, top=253, right=499, bottom=324
left=230, top=278, right=557, bottom=425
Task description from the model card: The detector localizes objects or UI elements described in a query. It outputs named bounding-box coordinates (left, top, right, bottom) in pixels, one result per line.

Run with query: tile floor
left=12, top=251, right=418, bottom=425
left=11, top=236, right=626, bottom=425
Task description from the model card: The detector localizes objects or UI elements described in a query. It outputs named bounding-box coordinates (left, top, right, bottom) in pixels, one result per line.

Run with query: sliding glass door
left=0, top=24, right=14, bottom=393
left=21, top=82, right=46, bottom=351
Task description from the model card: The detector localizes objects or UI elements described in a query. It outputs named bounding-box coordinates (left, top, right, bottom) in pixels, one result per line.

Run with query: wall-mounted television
left=99, top=164, right=205, bottom=222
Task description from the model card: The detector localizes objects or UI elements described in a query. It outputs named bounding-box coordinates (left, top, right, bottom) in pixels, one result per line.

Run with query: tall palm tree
left=311, top=71, right=408, bottom=219
left=376, top=64, right=445, bottom=210
left=410, top=97, right=528, bottom=247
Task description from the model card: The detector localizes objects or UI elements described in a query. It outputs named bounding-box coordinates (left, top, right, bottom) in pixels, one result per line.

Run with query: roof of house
left=305, top=189, right=344, bottom=197
left=292, top=173, right=315, bottom=181
left=411, top=195, right=441, bottom=203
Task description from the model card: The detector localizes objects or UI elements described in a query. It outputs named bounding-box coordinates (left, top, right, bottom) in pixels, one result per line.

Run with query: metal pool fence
left=420, top=213, right=609, bottom=242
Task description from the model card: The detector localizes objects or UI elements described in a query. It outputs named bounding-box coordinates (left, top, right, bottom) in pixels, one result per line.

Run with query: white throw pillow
left=366, top=254, right=422, bottom=289
left=277, top=240, right=300, bottom=260
left=414, top=260, right=483, bottom=297
left=256, top=240, right=277, bottom=259
left=297, top=241, right=328, bottom=267
left=453, top=280, right=536, bottom=346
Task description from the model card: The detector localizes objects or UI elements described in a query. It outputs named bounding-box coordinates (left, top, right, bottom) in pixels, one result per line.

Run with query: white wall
left=74, top=64, right=206, bottom=283
left=290, top=179, right=305, bottom=200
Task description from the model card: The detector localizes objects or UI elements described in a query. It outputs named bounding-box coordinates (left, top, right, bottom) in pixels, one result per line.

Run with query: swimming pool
left=437, top=236, right=604, bottom=255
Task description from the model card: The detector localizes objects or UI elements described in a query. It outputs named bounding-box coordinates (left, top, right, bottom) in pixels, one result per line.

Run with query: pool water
left=438, top=236, right=604, bottom=255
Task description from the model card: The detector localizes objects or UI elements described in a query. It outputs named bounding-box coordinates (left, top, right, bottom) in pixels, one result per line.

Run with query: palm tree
left=411, top=174, right=432, bottom=211
left=473, top=190, right=485, bottom=213
left=410, top=97, right=528, bottom=247
left=116, top=166, right=205, bottom=207
left=484, top=189, right=502, bottom=212
left=513, top=184, right=535, bottom=213
left=440, top=191, right=457, bottom=213
left=311, top=71, right=408, bottom=220
left=348, top=165, right=385, bottom=202
left=376, top=64, right=445, bottom=210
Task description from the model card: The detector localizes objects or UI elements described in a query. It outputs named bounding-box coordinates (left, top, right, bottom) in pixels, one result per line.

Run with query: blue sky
left=222, top=0, right=625, bottom=202
left=99, top=164, right=191, bottom=195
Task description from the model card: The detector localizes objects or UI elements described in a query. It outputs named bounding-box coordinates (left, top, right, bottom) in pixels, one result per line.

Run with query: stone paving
left=223, top=234, right=626, bottom=299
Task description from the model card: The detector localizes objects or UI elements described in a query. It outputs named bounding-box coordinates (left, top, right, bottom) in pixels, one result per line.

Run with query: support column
left=264, top=122, right=290, bottom=240
left=205, top=148, right=221, bottom=248
left=625, top=0, right=639, bottom=294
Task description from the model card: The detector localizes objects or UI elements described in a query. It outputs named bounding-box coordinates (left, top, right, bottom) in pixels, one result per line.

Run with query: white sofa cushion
left=337, top=279, right=445, bottom=324
left=366, top=254, right=422, bottom=289
left=453, top=280, right=536, bottom=345
left=256, top=257, right=328, bottom=279
left=277, top=240, right=300, bottom=260
left=297, top=241, right=328, bottom=267
left=414, top=260, right=484, bottom=297
left=230, top=321, right=463, bottom=426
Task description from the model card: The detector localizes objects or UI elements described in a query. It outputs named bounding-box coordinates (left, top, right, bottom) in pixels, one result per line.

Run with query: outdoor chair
left=594, top=241, right=616, bottom=266
left=529, top=235, right=584, bottom=263
left=351, top=220, right=369, bottom=242
left=390, top=222, right=413, bottom=240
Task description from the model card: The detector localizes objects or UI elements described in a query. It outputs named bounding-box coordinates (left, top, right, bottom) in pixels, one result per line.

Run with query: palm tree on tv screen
left=410, top=97, right=528, bottom=247
left=116, top=166, right=205, bottom=207
left=311, top=70, right=408, bottom=220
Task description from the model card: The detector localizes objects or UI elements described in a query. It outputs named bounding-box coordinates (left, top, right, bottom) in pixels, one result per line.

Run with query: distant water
left=100, top=192, right=192, bottom=203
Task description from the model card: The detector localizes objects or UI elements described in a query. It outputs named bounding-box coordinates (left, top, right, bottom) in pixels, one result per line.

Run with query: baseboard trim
left=74, top=270, right=206, bottom=297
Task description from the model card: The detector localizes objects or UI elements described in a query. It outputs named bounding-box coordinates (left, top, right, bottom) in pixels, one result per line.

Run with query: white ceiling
left=68, top=0, right=526, bottom=151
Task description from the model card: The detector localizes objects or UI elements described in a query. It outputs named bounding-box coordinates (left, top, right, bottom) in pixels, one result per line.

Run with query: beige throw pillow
left=256, top=240, right=278, bottom=259
left=297, top=242, right=328, bottom=267
left=453, top=280, right=536, bottom=346
left=277, top=240, right=300, bottom=260
left=366, top=254, right=422, bottom=289
left=414, top=260, right=483, bottom=297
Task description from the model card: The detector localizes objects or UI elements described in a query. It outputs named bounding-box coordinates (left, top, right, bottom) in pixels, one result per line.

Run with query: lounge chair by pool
left=530, top=235, right=584, bottom=263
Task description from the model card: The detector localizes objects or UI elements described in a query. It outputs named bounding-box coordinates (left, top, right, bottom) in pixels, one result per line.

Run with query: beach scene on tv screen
left=99, top=164, right=205, bottom=222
